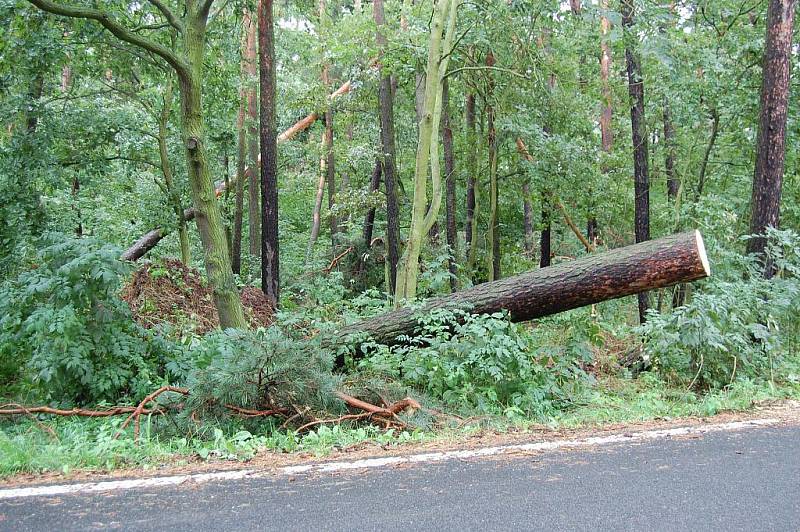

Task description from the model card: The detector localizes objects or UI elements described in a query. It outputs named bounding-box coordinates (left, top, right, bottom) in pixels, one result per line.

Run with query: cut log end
left=695, top=229, right=711, bottom=278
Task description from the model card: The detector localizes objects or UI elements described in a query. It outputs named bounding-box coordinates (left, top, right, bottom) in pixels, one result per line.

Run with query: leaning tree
left=26, top=0, right=247, bottom=328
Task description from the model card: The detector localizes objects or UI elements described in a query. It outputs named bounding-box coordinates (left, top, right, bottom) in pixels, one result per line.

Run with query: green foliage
left=0, top=235, right=178, bottom=403
left=184, top=326, right=342, bottom=422
left=641, top=229, right=800, bottom=389
left=358, top=308, right=592, bottom=417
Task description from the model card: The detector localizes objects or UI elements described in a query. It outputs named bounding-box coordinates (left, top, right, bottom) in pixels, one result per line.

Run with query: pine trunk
left=747, top=0, right=796, bottom=274
left=341, top=231, right=710, bottom=347
left=245, top=7, right=260, bottom=257
left=442, top=77, right=458, bottom=292
left=374, top=0, right=400, bottom=294
left=259, top=0, right=279, bottom=306
left=622, top=0, right=651, bottom=324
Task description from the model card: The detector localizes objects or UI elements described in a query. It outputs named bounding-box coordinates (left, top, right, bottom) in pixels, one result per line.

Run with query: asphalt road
left=2, top=424, right=799, bottom=531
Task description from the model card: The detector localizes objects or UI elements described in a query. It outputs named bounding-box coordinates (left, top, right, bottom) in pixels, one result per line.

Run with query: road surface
left=2, top=422, right=799, bottom=531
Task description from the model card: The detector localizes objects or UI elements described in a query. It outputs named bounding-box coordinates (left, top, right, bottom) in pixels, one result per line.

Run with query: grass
left=3, top=374, right=798, bottom=480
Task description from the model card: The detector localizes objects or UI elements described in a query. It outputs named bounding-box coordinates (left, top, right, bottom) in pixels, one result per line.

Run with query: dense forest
left=0, top=0, right=798, bottom=470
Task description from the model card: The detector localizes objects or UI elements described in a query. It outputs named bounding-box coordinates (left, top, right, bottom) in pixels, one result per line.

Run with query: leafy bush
left=0, top=235, right=179, bottom=403
left=641, top=229, right=800, bottom=389
left=357, top=308, right=592, bottom=417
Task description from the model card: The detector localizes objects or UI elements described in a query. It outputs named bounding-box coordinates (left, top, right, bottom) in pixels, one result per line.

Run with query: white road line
left=0, top=418, right=778, bottom=500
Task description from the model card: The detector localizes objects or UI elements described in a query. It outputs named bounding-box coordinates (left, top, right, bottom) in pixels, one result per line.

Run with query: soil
left=120, top=259, right=273, bottom=334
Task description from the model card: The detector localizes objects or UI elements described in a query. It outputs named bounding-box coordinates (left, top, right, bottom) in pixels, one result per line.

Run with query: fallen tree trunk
left=340, top=230, right=710, bottom=345
left=120, top=81, right=352, bottom=262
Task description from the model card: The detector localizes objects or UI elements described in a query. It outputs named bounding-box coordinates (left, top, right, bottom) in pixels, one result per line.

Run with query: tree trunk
left=746, top=0, right=796, bottom=274
left=395, top=0, right=458, bottom=304
left=232, top=98, right=246, bottom=274
left=320, top=0, right=338, bottom=253
left=374, top=0, right=400, bottom=295
left=464, top=92, right=479, bottom=272
left=540, top=200, right=551, bottom=268
left=622, top=0, right=651, bottom=324
left=442, top=77, right=458, bottom=292
left=362, top=160, right=382, bottom=246
left=324, top=103, right=338, bottom=252
left=663, top=97, right=678, bottom=201
left=696, top=107, right=720, bottom=200
left=180, top=17, right=247, bottom=329
left=159, top=79, right=190, bottom=265
left=522, top=182, right=534, bottom=255
left=245, top=7, right=260, bottom=258
left=307, top=131, right=327, bottom=260
left=599, top=0, right=613, bottom=154
left=259, top=0, right=279, bottom=306
left=593, top=0, right=613, bottom=243
left=341, top=230, right=710, bottom=346
left=486, top=52, right=500, bottom=281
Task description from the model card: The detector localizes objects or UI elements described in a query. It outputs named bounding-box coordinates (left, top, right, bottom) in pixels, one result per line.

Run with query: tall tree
left=746, top=0, right=796, bottom=274
left=464, top=91, right=480, bottom=272
left=259, top=0, right=279, bottom=306
left=441, top=77, right=458, bottom=292
left=319, top=0, right=338, bottom=253
left=245, top=6, right=260, bottom=257
left=485, top=51, right=500, bottom=281
left=592, top=0, right=614, bottom=243
left=622, top=0, right=651, bottom=324
left=26, top=0, right=248, bottom=329
left=395, top=0, right=458, bottom=304
left=374, top=0, right=401, bottom=295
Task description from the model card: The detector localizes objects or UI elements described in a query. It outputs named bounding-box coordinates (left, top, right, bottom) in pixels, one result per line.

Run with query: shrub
left=357, top=308, right=592, bottom=417
left=0, top=235, right=179, bottom=403
left=184, top=326, right=342, bottom=422
left=641, top=229, right=800, bottom=389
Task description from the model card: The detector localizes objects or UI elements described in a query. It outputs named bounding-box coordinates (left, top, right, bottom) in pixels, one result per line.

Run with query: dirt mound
left=121, top=259, right=273, bottom=335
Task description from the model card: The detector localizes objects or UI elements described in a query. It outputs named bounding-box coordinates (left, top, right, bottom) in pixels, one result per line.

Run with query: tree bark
left=259, top=0, right=279, bottom=306
left=320, top=0, right=338, bottom=253
left=362, top=160, right=383, bottom=247
left=157, top=76, right=190, bottom=266
left=181, top=20, right=247, bottom=329
left=540, top=202, right=551, bottom=268
left=593, top=0, right=613, bottom=243
left=442, top=77, right=458, bottom=292
left=307, top=131, right=327, bottom=260
left=245, top=6, right=260, bottom=257
left=746, top=0, right=796, bottom=273
left=395, top=0, right=458, bottom=304
left=341, top=230, right=711, bottom=346
left=464, top=92, right=479, bottom=272
left=232, top=95, right=246, bottom=274
left=696, top=107, right=720, bottom=200
left=622, top=0, right=651, bottom=324
left=374, top=0, right=400, bottom=295
left=522, top=182, right=534, bottom=255
left=486, top=52, right=500, bottom=282
left=324, top=103, right=338, bottom=252
left=663, top=97, right=678, bottom=201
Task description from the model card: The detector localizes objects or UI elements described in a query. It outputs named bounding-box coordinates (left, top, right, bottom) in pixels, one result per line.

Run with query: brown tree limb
left=0, top=404, right=161, bottom=417
left=25, top=0, right=190, bottom=79
left=116, top=386, right=189, bottom=442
